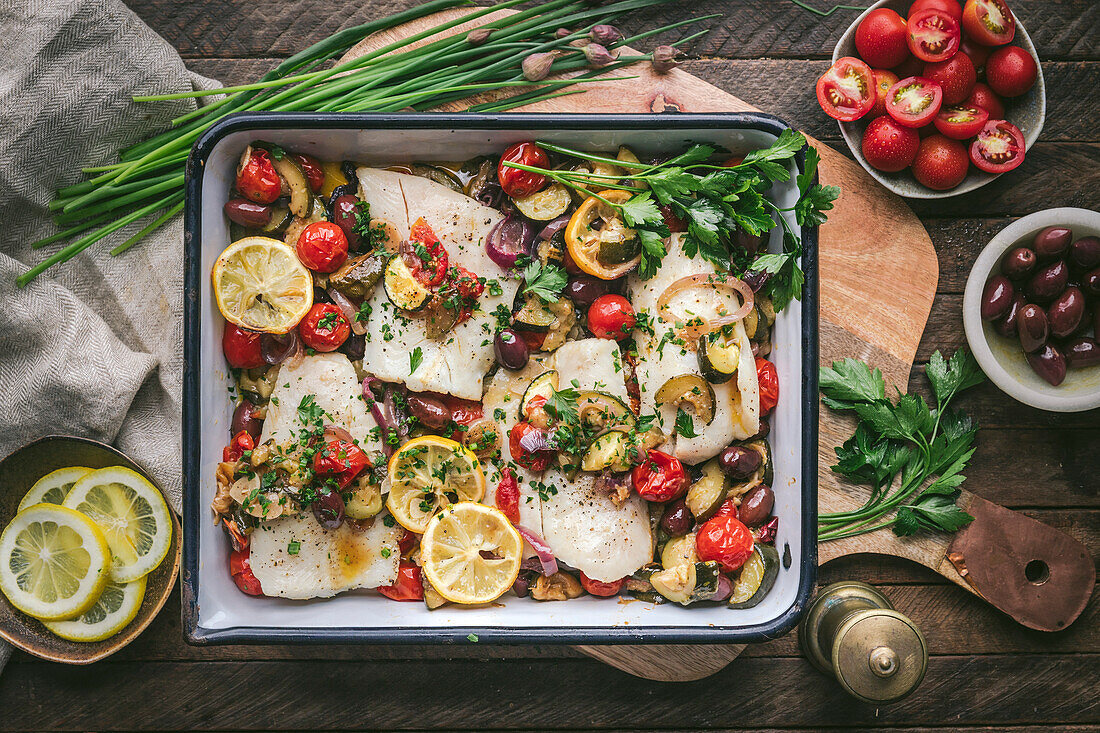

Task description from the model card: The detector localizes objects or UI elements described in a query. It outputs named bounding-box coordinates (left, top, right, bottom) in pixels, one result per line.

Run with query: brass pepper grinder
left=798, top=581, right=928, bottom=704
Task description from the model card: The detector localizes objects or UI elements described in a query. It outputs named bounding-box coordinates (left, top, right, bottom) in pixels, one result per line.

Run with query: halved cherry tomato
left=961, top=0, right=1015, bottom=46
left=229, top=547, right=263, bottom=595
left=912, top=134, right=970, bottom=190
left=236, top=148, right=281, bottom=204
left=407, top=218, right=449, bottom=287
left=509, top=421, right=553, bottom=472
left=966, top=82, right=1005, bottom=119
left=312, top=440, right=371, bottom=488
left=494, top=467, right=521, bottom=525
left=923, top=52, right=975, bottom=105
left=291, top=153, right=325, bottom=193
left=222, top=324, right=265, bottom=369
left=296, top=221, right=348, bottom=273
left=379, top=561, right=424, bottom=601
left=450, top=266, right=485, bottom=301
left=696, top=515, right=754, bottom=573
left=908, top=0, right=962, bottom=21
left=969, top=119, right=1026, bottom=173
left=934, top=104, right=989, bottom=139
left=299, top=302, right=350, bottom=352
left=579, top=572, right=624, bottom=597
left=985, top=45, right=1037, bottom=98
left=756, top=357, right=779, bottom=415
left=815, top=57, right=876, bottom=122
left=631, top=449, right=690, bottom=503
left=498, top=142, right=549, bottom=198
left=870, top=69, right=900, bottom=118
left=587, top=294, right=636, bottom=341
left=886, top=76, right=943, bottom=127
left=907, top=9, right=961, bottom=63
left=223, top=430, right=255, bottom=462
left=855, top=8, right=910, bottom=69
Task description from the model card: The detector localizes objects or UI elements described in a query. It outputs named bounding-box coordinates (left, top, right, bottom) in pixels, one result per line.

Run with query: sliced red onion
left=323, top=424, right=355, bottom=444
left=363, top=378, right=402, bottom=458
left=261, top=331, right=302, bottom=366
left=538, top=214, right=571, bottom=241
left=383, top=385, right=409, bottom=441
left=516, top=525, right=558, bottom=577
left=328, top=288, right=367, bottom=336
left=707, top=573, right=734, bottom=602
left=517, top=426, right=555, bottom=454
left=485, top=214, right=536, bottom=269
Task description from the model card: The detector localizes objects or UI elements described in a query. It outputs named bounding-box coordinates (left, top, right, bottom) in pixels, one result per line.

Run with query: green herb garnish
left=410, top=347, right=423, bottom=374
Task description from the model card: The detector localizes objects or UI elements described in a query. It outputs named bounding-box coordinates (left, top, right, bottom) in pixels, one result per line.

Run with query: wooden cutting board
left=340, top=10, right=1095, bottom=681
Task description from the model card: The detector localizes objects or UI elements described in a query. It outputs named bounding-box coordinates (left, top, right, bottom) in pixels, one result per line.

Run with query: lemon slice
left=0, top=504, right=112, bottom=621
left=18, top=466, right=93, bottom=511
left=44, top=576, right=146, bottom=642
left=211, top=236, right=313, bottom=334
left=420, top=502, right=522, bottom=605
left=63, top=467, right=173, bottom=583
left=386, top=436, right=486, bottom=533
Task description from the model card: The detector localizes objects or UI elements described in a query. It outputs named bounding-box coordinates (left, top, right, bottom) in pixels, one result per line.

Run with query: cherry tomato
left=379, top=561, right=424, bottom=602
left=398, top=530, right=417, bottom=556
left=518, top=330, right=547, bottom=352
left=862, top=115, right=921, bottom=172
left=696, top=515, right=755, bottom=573
left=966, top=82, right=1005, bottom=119
left=908, top=0, right=962, bottom=21
left=235, top=148, right=281, bottom=204
left=934, top=103, right=989, bottom=139
left=893, top=54, right=925, bottom=80
left=869, top=69, right=900, bottom=118
left=296, top=221, right=348, bottom=273
left=907, top=9, right=961, bottom=63
left=587, top=294, right=636, bottom=340
left=712, top=498, right=739, bottom=520
left=299, top=303, right=351, bottom=352
left=856, top=9, right=910, bottom=69
left=985, top=45, right=1037, bottom=98
left=407, top=218, right=449, bottom=287
left=222, top=430, right=255, bottom=462
left=494, top=468, right=521, bottom=525
left=222, top=324, right=265, bottom=369
left=631, top=449, right=690, bottom=503
left=961, top=0, right=1015, bottom=46
left=229, top=547, right=263, bottom=595
left=450, top=266, right=485, bottom=301
left=497, top=142, right=550, bottom=198
left=912, top=134, right=970, bottom=190
left=312, top=440, right=371, bottom=487
left=579, top=572, right=624, bottom=597
left=659, top=204, right=687, bottom=233
left=290, top=153, right=324, bottom=193
left=886, top=76, right=943, bottom=127
left=755, top=357, right=779, bottom=415
left=959, top=36, right=991, bottom=72
left=509, top=422, right=553, bottom=472
left=923, top=53, right=975, bottom=105
left=969, top=119, right=1026, bottom=173
left=815, top=57, right=876, bottom=122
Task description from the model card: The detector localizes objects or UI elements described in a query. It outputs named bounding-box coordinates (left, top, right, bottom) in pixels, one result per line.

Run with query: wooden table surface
left=4, top=1, right=1099, bottom=730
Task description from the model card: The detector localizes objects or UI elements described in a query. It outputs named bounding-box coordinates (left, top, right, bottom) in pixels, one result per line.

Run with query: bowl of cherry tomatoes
left=821, top=0, right=1044, bottom=198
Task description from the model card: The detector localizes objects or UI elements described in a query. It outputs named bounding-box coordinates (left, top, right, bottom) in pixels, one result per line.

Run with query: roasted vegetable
left=514, top=292, right=557, bottom=332
left=698, top=330, right=740, bottom=384
left=259, top=146, right=313, bottom=218
left=384, top=256, right=432, bottom=311
left=282, top=196, right=327, bottom=247
left=520, top=370, right=558, bottom=423
left=513, top=182, right=571, bottom=220
left=344, top=476, right=383, bottom=520
left=564, top=190, right=640, bottom=280
left=728, top=544, right=779, bottom=609
left=655, top=374, right=717, bottom=425
left=328, top=252, right=386, bottom=300
left=728, top=439, right=773, bottom=499
left=580, top=428, right=633, bottom=472
left=576, top=391, right=635, bottom=430
left=684, top=458, right=729, bottom=522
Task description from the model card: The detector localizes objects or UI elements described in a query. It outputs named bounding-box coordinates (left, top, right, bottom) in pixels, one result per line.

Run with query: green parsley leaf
left=795, top=183, right=839, bottom=228
left=410, top=346, right=423, bottom=374
left=675, top=408, right=697, bottom=438
left=522, top=259, right=567, bottom=303
left=820, top=358, right=887, bottom=407
left=545, top=384, right=580, bottom=425
left=744, top=128, right=806, bottom=166
left=619, top=192, right=663, bottom=228
left=646, top=168, right=699, bottom=204
left=287, top=540, right=301, bottom=555
left=637, top=228, right=669, bottom=280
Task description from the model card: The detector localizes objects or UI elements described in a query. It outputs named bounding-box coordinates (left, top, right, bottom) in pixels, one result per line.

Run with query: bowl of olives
left=964, top=207, right=1100, bottom=411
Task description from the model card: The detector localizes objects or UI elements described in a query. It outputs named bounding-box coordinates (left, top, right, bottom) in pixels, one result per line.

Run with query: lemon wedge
left=386, top=436, right=486, bottom=533
left=18, top=466, right=92, bottom=511
left=44, top=576, right=146, bottom=642
left=0, top=504, right=112, bottom=621
left=211, top=236, right=313, bottom=334
left=420, top=502, right=522, bottom=605
left=63, top=466, right=172, bottom=583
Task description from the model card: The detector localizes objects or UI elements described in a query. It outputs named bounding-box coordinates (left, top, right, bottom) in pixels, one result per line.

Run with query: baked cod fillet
left=356, top=168, right=520, bottom=401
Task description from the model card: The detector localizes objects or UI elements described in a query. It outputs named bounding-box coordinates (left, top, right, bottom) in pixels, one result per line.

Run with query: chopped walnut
left=210, top=461, right=238, bottom=522
left=531, top=571, right=584, bottom=601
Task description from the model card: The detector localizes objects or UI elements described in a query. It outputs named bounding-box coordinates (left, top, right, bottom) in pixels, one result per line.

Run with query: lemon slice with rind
left=63, top=467, right=172, bottom=583
left=44, top=575, right=146, bottom=642
left=0, top=504, right=112, bottom=621
left=386, top=436, right=486, bottom=533
left=420, top=502, right=522, bottom=605
left=211, top=236, right=313, bottom=334
left=18, top=466, right=92, bottom=511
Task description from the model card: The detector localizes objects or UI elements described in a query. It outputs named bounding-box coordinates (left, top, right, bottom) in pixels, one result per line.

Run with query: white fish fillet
left=249, top=514, right=401, bottom=599
left=356, top=168, right=519, bottom=400
left=628, top=233, right=760, bottom=465
left=550, top=338, right=629, bottom=401
left=259, top=353, right=381, bottom=454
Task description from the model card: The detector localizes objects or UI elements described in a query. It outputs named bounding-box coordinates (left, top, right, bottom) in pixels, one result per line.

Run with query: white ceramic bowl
left=963, top=207, right=1100, bottom=412
left=833, top=0, right=1045, bottom=199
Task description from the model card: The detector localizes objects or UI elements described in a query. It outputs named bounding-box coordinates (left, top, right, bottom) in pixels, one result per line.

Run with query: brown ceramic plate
left=0, top=435, right=180, bottom=664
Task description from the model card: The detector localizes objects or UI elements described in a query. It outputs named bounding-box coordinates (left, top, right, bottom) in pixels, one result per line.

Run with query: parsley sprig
left=501, top=130, right=839, bottom=312
left=521, top=258, right=568, bottom=303
left=818, top=349, right=985, bottom=541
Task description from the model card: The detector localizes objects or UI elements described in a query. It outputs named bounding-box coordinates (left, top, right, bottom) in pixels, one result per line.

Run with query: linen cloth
left=0, top=0, right=219, bottom=672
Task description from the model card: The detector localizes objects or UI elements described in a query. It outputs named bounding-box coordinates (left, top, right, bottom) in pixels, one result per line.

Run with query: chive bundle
left=22, top=0, right=710, bottom=287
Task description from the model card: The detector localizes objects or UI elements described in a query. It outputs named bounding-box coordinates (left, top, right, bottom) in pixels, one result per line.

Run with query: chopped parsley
left=410, top=346, right=423, bottom=374
left=287, top=540, right=301, bottom=555
left=521, top=259, right=567, bottom=303
left=675, top=408, right=698, bottom=438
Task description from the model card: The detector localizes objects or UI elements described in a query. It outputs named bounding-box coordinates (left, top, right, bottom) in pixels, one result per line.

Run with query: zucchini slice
left=698, top=330, right=740, bottom=384
left=598, top=237, right=641, bottom=266
left=384, top=256, right=432, bottom=312
left=344, top=479, right=383, bottom=520
left=580, top=429, right=633, bottom=473
left=655, top=374, right=717, bottom=425
left=264, top=148, right=314, bottom=218
left=520, top=370, right=558, bottom=422
left=513, top=182, right=571, bottom=221
left=576, top=391, right=635, bottom=431
left=684, top=458, right=729, bottom=522
left=659, top=532, right=698, bottom=570
left=650, top=561, right=696, bottom=605
left=282, top=196, right=327, bottom=247
left=728, top=544, right=779, bottom=609
left=514, top=293, right=558, bottom=332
